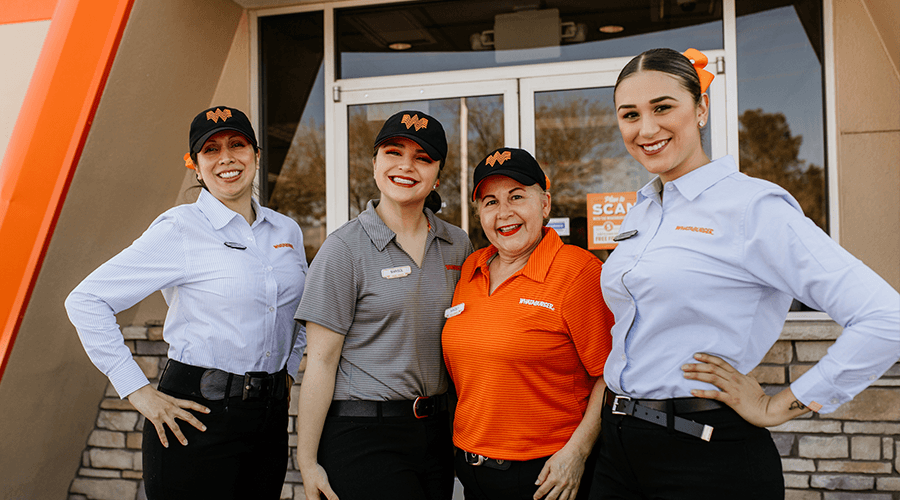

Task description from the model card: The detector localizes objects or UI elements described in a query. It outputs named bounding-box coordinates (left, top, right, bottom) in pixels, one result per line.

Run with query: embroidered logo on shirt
left=206, top=108, right=232, bottom=123
left=273, top=243, right=294, bottom=249
left=445, top=264, right=462, bottom=271
left=401, top=114, right=428, bottom=131
left=485, top=151, right=512, bottom=167
left=519, top=298, right=555, bottom=311
left=675, top=226, right=714, bottom=235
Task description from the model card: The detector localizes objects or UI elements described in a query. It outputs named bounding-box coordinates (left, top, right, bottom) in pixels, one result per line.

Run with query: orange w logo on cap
left=206, top=108, right=232, bottom=123
left=401, top=114, right=428, bottom=131
left=485, top=151, right=511, bottom=167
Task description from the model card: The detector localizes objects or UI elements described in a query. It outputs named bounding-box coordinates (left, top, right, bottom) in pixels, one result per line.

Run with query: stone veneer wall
left=68, top=320, right=900, bottom=500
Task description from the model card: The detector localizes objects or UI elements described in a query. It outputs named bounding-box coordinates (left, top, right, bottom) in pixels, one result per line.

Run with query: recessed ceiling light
left=599, top=25, right=624, bottom=34
left=389, top=42, right=412, bottom=50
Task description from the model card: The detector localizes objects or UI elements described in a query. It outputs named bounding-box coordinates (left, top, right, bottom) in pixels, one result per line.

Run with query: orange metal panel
left=0, top=0, right=135, bottom=381
left=0, top=0, right=59, bottom=24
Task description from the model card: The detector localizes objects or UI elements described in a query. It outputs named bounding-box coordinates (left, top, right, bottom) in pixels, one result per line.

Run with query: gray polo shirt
left=295, top=200, right=473, bottom=400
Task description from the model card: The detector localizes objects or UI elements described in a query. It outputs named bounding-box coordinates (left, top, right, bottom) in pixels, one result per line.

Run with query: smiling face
left=478, top=175, right=550, bottom=261
left=373, top=136, right=440, bottom=208
left=615, top=70, right=710, bottom=184
left=195, top=131, right=258, bottom=207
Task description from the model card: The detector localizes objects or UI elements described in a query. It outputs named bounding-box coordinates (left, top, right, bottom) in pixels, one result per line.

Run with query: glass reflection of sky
left=738, top=6, right=823, bottom=168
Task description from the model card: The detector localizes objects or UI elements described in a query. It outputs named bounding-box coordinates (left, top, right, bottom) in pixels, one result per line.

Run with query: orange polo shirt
left=442, top=228, right=614, bottom=461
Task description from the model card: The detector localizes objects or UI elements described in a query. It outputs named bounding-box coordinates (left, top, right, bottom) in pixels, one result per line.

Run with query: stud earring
left=699, top=121, right=705, bottom=127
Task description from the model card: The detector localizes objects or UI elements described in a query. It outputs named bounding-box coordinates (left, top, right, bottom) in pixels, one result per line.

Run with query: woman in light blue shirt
left=592, top=48, right=900, bottom=499
left=65, top=106, right=307, bottom=500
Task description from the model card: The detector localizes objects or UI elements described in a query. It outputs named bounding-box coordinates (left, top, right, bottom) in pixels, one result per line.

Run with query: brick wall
left=68, top=320, right=900, bottom=500
left=67, top=321, right=305, bottom=500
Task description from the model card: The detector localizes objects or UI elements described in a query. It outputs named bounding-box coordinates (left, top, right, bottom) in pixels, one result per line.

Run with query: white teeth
left=498, top=225, right=520, bottom=233
left=219, top=170, right=240, bottom=179
left=391, top=177, right=416, bottom=186
left=642, top=140, right=668, bottom=152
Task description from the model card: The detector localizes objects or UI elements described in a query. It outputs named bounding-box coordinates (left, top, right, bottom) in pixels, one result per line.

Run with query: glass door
left=519, top=50, right=727, bottom=257
left=333, top=80, right=519, bottom=247
left=332, top=52, right=728, bottom=254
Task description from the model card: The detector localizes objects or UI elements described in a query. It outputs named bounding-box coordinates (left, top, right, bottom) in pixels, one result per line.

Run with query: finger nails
left=201, top=425, right=207, bottom=431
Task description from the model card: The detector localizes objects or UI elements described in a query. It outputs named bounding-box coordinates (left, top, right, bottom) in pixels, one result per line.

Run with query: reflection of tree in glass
left=534, top=94, right=619, bottom=228
left=739, top=109, right=826, bottom=230
left=347, top=109, right=383, bottom=218
left=268, top=118, right=326, bottom=261
left=461, top=97, right=504, bottom=250
left=346, top=98, right=506, bottom=251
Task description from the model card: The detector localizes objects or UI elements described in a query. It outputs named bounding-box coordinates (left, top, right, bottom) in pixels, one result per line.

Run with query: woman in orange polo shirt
left=442, top=148, right=614, bottom=500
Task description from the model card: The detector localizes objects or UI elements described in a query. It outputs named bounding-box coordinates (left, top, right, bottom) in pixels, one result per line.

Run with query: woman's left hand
left=286, top=373, right=294, bottom=404
left=683, top=353, right=808, bottom=427
left=533, top=445, right=586, bottom=500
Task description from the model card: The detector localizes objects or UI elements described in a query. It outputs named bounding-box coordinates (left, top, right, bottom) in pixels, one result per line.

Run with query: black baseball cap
left=472, top=147, right=549, bottom=201
left=374, top=110, right=447, bottom=163
left=189, top=106, right=258, bottom=154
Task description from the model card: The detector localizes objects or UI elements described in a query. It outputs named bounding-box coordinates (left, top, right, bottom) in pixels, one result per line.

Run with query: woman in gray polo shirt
left=295, top=110, right=473, bottom=500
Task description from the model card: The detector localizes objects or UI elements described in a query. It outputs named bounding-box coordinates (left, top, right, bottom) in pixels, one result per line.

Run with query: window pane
left=737, top=0, right=826, bottom=231
left=259, top=11, right=327, bottom=262
left=347, top=96, right=504, bottom=250
left=337, top=0, right=723, bottom=79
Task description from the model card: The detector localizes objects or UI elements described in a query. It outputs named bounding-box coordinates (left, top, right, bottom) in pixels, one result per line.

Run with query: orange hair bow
left=184, top=152, right=195, bottom=170
left=683, top=48, right=714, bottom=93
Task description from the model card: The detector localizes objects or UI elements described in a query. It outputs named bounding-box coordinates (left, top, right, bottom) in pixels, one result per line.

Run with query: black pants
left=318, top=411, right=454, bottom=500
left=590, top=404, right=783, bottom=499
left=142, top=386, right=289, bottom=500
left=455, top=447, right=598, bottom=500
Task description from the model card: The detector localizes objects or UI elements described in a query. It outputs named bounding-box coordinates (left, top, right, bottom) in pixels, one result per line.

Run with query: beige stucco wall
left=0, top=20, right=50, bottom=166
left=834, top=0, right=900, bottom=291
left=0, top=0, right=245, bottom=498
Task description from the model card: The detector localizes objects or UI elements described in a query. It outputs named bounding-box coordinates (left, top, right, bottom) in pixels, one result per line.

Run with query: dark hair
left=614, top=48, right=703, bottom=105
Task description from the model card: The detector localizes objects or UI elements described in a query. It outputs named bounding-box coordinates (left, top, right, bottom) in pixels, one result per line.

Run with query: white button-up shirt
left=600, top=156, right=899, bottom=413
left=66, top=189, right=308, bottom=398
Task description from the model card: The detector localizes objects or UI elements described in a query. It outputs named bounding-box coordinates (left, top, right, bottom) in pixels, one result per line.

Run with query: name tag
left=613, top=229, right=638, bottom=242
left=381, top=266, right=412, bottom=279
left=444, top=303, right=464, bottom=318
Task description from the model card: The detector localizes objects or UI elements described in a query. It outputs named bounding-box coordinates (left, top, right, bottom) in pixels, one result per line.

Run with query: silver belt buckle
left=465, top=452, right=485, bottom=466
left=611, top=395, right=631, bottom=415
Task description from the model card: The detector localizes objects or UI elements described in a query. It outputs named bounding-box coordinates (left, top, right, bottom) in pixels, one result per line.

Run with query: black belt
left=327, top=394, right=449, bottom=419
left=461, top=451, right=511, bottom=470
left=159, top=359, right=287, bottom=401
left=603, top=389, right=722, bottom=442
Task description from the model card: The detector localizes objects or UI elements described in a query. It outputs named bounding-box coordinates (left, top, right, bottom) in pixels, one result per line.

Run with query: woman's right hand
left=300, top=463, right=339, bottom=500
left=126, top=384, right=210, bottom=447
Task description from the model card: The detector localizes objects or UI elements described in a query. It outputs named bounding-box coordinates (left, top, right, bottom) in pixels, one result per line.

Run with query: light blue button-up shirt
left=600, top=156, right=899, bottom=413
left=66, top=189, right=308, bottom=398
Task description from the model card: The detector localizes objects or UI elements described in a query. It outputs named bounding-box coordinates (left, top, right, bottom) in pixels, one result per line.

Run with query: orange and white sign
left=587, top=192, right=636, bottom=250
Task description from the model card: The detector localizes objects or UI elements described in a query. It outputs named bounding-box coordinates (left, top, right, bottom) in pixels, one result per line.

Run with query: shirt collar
left=358, top=200, right=453, bottom=252
left=467, top=227, right=564, bottom=284
left=636, top=155, right=738, bottom=204
left=196, top=189, right=266, bottom=230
